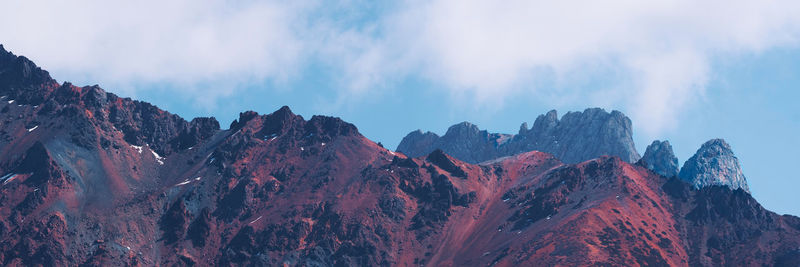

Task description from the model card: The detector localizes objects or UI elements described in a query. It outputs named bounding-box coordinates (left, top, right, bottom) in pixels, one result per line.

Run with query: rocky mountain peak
left=444, top=122, right=482, bottom=138
left=638, top=140, right=679, bottom=178
left=396, top=130, right=439, bottom=156
left=173, top=117, right=221, bottom=149
left=306, top=115, right=360, bottom=138
left=0, top=45, right=58, bottom=105
left=227, top=106, right=360, bottom=144
left=529, top=109, right=558, bottom=134
left=679, top=139, right=749, bottom=192
left=229, top=110, right=261, bottom=130
left=518, top=122, right=528, bottom=135
left=397, top=108, right=640, bottom=164
left=520, top=108, right=639, bottom=163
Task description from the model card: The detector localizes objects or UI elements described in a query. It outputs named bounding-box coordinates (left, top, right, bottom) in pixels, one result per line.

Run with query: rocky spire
left=529, top=109, right=558, bottom=135
left=638, top=140, right=679, bottom=178
left=679, top=139, right=749, bottom=192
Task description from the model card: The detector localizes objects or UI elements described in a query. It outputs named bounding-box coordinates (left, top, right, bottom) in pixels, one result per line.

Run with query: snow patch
left=264, top=133, right=278, bottom=141
left=321, top=142, right=325, bottom=146
left=7, top=100, right=13, bottom=104
left=1, top=173, right=15, bottom=181
left=1, top=173, right=18, bottom=185
left=175, top=176, right=202, bottom=186
left=249, top=215, right=263, bottom=224
left=130, top=145, right=143, bottom=154
left=300, top=147, right=304, bottom=151
left=26, top=125, right=38, bottom=132
left=150, top=149, right=165, bottom=165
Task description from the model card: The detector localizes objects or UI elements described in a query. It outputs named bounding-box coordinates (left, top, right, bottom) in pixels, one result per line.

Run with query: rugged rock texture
left=679, top=139, right=750, bottom=192
left=0, top=45, right=60, bottom=105
left=399, top=122, right=510, bottom=164
left=1, top=45, right=798, bottom=266
left=638, top=140, right=679, bottom=178
left=396, top=108, right=640, bottom=164
left=395, top=130, right=438, bottom=157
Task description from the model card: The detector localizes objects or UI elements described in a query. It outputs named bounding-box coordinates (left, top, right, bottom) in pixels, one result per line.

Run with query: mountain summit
left=638, top=140, right=680, bottom=178
left=397, top=108, right=640, bottom=164
left=679, top=139, right=750, bottom=192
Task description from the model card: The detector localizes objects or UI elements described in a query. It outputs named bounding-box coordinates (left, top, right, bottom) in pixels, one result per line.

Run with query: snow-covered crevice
left=174, top=177, right=201, bottom=187
left=1, top=173, right=18, bottom=185
left=27, top=125, right=38, bottom=132
left=150, top=149, right=165, bottom=165
left=249, top=215, right=263, bottom=224
left=130, top=145, right=143, bottom=154
left=263, top=133, right=278, bottom=141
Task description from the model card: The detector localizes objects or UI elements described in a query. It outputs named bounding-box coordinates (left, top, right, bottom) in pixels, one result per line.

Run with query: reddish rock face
left=1, top=45, right=799, bottom=266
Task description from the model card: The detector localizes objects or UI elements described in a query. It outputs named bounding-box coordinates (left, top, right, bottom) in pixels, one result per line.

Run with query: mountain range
left=0, top=44, right=798, bottom=266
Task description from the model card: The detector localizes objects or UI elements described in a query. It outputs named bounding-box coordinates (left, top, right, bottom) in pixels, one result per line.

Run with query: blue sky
left=1, top=0, right=799, bottom=215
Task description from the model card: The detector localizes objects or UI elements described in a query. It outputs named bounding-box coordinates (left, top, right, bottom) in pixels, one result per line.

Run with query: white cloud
left=2, top=0, right=800, bottom=135
left=0, top=0, right=309, bottom=107
left=366, top=0, right=800, bottom=136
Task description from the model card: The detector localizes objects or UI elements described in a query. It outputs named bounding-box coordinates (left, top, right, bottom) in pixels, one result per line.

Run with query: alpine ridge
left=397, top=108, right=641, bottom=164
left=0, top=44, right=798, bottom=266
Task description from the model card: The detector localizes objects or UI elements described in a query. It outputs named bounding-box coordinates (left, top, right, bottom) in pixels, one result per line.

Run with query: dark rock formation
left=425, top=149, right=467, bottom=178
left=173, top=117, right=220, bottom=150
left=396, top=108, right=640, bottom=164
left=396, top=130, right=439, bottom=156
left=0, top=45, right=59, bottom=105
left=638, top=140, right=679, bottom=178
left=679, top=139, right=749, bottom=192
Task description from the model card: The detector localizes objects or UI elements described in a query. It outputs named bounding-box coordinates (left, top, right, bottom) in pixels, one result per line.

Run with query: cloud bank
left=2, top=0, right=800, bottom=135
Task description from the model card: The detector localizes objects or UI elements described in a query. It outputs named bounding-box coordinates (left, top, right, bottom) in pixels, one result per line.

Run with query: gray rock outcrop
left=638, top=140, right=679, bottom=178
left=396, top=130, right=439, bottom=157
left=396, top=108, right=640, bottom=164
left=679, top=139, right=749, bottom=192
